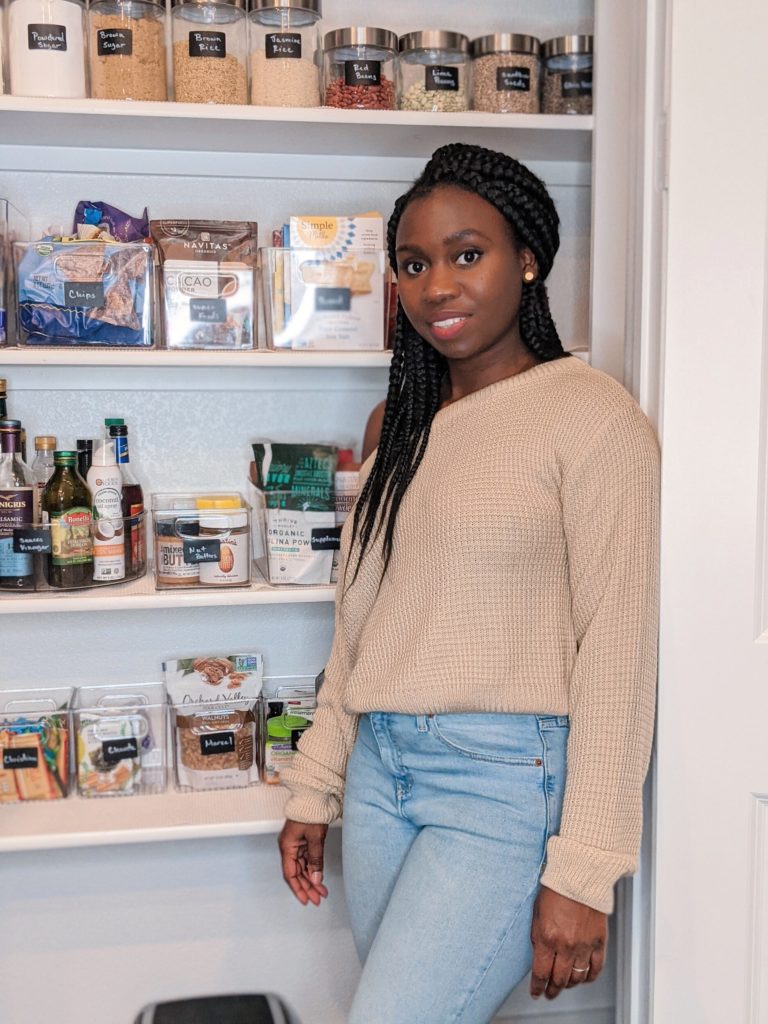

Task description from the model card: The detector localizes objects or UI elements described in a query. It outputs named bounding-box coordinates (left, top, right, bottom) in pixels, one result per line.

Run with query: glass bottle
left=109, top=423, right=145, bottom=576
left=0, top=380, right=7, bottom=418
left=32, top=435, right=57, bottom=518
left=77, top=438, right=93, bottom=480
left=0, top=419, right=35, bottom=591
left=41, top=450, right=94, bottom=589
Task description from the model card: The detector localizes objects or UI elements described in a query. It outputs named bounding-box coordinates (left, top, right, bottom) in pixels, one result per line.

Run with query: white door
left=652, top=1, right=768, bottom=1020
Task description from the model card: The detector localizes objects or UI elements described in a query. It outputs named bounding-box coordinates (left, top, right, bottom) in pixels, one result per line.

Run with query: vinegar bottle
left=0, top=419, right=35, bottom=590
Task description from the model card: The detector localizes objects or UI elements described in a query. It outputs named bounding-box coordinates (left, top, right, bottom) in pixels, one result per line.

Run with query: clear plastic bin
left=0, top=687, right=73, bottom=803
left=0, top=199, right=30, bottom=346
left=260, top=246, right=389, bottom=351
left=13, top=240, right=154, bottom=347
left=247, top=481, right=337, bottom=586
left=73, top=682, right=168, bottom=797
left=261, top=675, right=316, bottom=784
left=152, top=493, right=252, bottom=590
left=170, top=695, right=260, bottom=792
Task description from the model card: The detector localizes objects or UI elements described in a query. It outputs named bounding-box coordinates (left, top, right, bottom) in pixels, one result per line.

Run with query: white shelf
left=0, top=784, right=291, bottom=852
left=0, top=347, right=392, bottom=368
left=0, top=96, right=593, bottom=163
left=0, top=572, right=335, bottom=615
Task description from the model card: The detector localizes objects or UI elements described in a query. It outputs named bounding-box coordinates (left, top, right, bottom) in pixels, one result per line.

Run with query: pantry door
left=651, top=0, right=768, bottom=1021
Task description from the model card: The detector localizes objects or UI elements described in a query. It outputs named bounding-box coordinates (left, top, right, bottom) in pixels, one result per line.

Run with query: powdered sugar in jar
left=9, top=0, right=86, bottom=98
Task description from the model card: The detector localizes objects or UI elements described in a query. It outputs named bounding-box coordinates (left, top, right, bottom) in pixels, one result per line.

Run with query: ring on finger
left=570, top=964, right=590, bottom=976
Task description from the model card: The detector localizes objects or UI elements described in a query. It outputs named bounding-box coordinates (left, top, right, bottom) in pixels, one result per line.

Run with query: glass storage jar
left=470, top=33, right=540, bottom=114
left=249, top=0, right=321, bottom=107
left=8, top=0, right=86, bottom=98
left=89, top=0, right=167, bottom=101
left=171, top=0, right=248, bottom=105
left=323, top=26, right=397, bottom=110
left=398, top=30, right=469, bottom=113
left=542, top=35, right=592, bottom=115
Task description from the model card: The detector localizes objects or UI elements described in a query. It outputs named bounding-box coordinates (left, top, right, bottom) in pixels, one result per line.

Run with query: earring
left=523, top=270, right=536, bottom=284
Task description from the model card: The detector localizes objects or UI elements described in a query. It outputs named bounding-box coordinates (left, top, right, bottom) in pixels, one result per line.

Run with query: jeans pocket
left=430, top=713, right=543, bottom=766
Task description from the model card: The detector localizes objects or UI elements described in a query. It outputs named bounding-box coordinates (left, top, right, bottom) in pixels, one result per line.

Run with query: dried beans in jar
left=323, top=26, right=397, bottom=110
left=398, top=30, right=469, bottom=113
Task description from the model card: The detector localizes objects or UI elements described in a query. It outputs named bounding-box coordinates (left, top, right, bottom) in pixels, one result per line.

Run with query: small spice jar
left=8, top=0, right=86, bottom=98
left=198, top=509, right=251, bottom=586
left=171, top=0, right=248, bottom=105
left=398, top=30, right=469, bottom=113
left=542, top=35, right=593, bottom=115
left=323, top=26, right=397, bottom=110
left=249, top=0, right=321, bottom=108
left=89, top=0, right=167, bottom=101
left=471, top=33, right=540, bottom=114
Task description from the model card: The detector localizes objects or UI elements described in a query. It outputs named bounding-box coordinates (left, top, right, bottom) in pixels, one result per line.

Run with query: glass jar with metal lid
left=249, top=0, right=321, bottom=107
left=323, top=26, right=398, bottom=110
left=171, top=0, right=248, bottom=105
left=470, top=33, right=540, bottom=114
left=542, top=35, right=593, bottom=115
left=398, top=30, right=469, bottom=113
left=8, top=0, right=87, bottom=98
left=89, top=0, right=167, bottom=101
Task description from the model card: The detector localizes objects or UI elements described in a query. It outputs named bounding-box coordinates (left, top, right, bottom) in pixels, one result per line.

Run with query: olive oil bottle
left=41, top=451, right=93, bottom=589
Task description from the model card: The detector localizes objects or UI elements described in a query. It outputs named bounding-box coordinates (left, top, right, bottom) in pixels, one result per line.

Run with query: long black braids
left=347, top=143, right=569, bottom=588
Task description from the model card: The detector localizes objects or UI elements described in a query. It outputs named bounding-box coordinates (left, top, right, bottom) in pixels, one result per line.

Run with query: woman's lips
left=427, top=314, right=470, bottom=341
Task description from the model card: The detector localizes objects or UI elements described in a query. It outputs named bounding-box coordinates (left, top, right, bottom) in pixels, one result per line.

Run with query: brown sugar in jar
left=89, top=0, right=168, bottom=101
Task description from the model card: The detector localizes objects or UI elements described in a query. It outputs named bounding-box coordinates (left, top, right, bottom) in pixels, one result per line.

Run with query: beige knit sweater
left=283, top=355, right=660, bottom=914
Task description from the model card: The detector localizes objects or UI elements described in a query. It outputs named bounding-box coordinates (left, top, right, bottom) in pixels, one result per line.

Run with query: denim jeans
left=341, top=711, right=569, bottom=1024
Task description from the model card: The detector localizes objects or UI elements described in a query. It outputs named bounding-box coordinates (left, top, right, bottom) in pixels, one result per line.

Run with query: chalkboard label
left=497, top=66, right=531, bottom=92
left=189, top=31, right=226, bottom=58
left=200, top=732, right=235, bottom=756
left=3, top=748, right=38, bottom=769
left=560, top=70, right=592, bottom=97
left=190, top=298, right=227, bottom=323
left=183, top=538, right=221, bottom=564
left=64, top=281, right=104, bottom=308
left=97, top=28, right=133, bottom=57
left=310, top=526, right=341, bottom=551
left=425, top=66, right=459, bottom=92
left=266, top=33, right=301, bottom=59
left=344, top=60, right=380, bottom=86
left=102, top=737, right=139, bottom=765
left=27, top=24, right=67, bottom=51
left=315, top=287, right=351, bottom=312
left=13, top=527, right=51, bottom=554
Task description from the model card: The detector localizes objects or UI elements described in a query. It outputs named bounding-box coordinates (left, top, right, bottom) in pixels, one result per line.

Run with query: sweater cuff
left=541, top=835, right=636, bottom=914
left=282, top=782, right=343, bottom=825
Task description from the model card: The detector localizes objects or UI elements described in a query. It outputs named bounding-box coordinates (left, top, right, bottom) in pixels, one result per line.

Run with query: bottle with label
left=76, top=438, right=93, bottom=481
left=0, top=379, right=28, bottom=461
left=330, top=447, right=360, bottom=583
left=32, top=435, right=57, bottom=519
left=0, top=419, right=35, bottom=591
left=41, top=450, right=93, bottom=589
left=108, top=423, right=145, bottom=576
left=87, top=439, right=125, bottom=582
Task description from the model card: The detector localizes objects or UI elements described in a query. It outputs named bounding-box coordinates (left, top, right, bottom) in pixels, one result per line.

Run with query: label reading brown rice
left=189, top=31, right=225, bottom=59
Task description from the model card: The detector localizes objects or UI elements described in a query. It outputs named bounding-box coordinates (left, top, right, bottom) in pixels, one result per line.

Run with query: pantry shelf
left=0, top=348, right=393, bottom=368
left=0, top=784, right=291, bottom=852
left=0, top=573, right=336, bottom=615
left=0, top=96, right=593, bottom=163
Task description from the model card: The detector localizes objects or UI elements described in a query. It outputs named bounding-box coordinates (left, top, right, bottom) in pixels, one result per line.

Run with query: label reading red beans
left=496, top=66, right=530, bottom=92
left=265, top=32, right=301, bottom=59
left=425, top=66, right=459, bottom=91
left=188, top=31, right=226, bottom=59
left=560, top=71, right=592, bottom=97
left=344, top=60, right=381, bottom=86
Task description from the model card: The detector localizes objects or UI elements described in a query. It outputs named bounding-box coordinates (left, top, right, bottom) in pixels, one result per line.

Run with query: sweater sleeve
left=540, top=402, right=660, bottom=913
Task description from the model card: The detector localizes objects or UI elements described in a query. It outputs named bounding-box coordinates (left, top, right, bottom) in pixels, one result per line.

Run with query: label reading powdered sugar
left=27, top=24, right=67, bottom=51
left=189, top=31, right=225, bottom=58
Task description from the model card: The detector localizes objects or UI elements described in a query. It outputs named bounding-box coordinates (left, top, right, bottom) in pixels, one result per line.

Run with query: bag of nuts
left=163, top=653, right=263, bottom=791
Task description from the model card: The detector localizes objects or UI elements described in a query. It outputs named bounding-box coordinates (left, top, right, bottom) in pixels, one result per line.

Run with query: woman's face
left=394, top=185, right=538, bottom=367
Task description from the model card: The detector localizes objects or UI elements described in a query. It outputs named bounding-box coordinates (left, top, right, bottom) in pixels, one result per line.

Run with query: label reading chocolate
left=265, top=32, right=301, bottom=59
left=560, top=70, right=592, bottom=97
left=190, top=298, right=227, bottom=323
left=27, top=24, right=67, bottom=51
left=183, top=538, right=221, bottom=564
left=3, top=748, right=38, bottom=769
left=344, top=60, right=381, bottom=86
left=310, top=526, right=341, bottom=551
left=200, top=731, right=235, bottom=756
left=97, top=28, right=133, bottom=57
left=425, top=66, right=459, bottom=91
left=497, top=66, right=531, bottom=92
left=315, top=287, right=351, bottom=312
left=13, top=528, right=51, bottom=554
left=189, top=31, right=226, bottom=59
left=102, top=737, right=139, bottom=765
left=64, top=282, right=104, bottom=308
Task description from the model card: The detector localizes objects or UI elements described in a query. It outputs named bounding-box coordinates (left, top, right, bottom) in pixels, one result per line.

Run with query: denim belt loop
left=415, top=714, right=429, bottom=733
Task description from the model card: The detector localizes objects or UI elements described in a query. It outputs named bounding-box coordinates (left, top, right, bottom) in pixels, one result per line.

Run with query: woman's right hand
left=278, top=819, right=329, bottom=906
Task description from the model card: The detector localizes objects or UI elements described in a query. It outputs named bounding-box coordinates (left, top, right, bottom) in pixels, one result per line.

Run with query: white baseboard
left=493, top=1007, right=614, bottom=1024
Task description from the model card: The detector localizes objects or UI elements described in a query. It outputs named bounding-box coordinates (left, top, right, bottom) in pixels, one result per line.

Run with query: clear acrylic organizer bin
left=261, top=675, right=317, bottom=785
left=72, top=682, right=168, bottom=798
left=0, top=199, right=30, bottom=346
left=13, top=240, right=154, bottom=347
left=151, top=493, right=252, bottom=590
left=246, top=481, right=337, bottom=586
left=0, top=687, right=73, bottom=803
left=259, top=246, right=389, bottom=351
left=170, top=695, right=261, bottom=793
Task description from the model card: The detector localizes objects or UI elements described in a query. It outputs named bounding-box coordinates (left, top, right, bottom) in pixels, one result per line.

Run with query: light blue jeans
left=341, top=711, right=569, bottom=1024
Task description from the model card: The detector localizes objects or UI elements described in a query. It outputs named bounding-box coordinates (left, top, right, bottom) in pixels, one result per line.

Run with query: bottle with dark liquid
left=109, top=424, right=145, bottom=576
left=41, top=451, right=93, bottom=589
left=76, top=439, right=93, bottom=481
left=0, top=419, right=35, bottom=590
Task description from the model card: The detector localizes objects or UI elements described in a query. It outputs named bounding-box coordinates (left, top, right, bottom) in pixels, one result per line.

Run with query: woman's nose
left=423, top=263, right=460, bottom=302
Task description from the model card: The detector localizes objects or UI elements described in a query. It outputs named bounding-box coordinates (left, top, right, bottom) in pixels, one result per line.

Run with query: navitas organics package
left=250, top=442, right=337, bottom=585
left=151, top=220, right=257, bottom=349
left=163, top=653, right=263, bottom=791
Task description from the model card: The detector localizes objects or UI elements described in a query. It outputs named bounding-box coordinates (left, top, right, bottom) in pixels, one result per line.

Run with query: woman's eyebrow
left=396, top=228, right=492, bottom=255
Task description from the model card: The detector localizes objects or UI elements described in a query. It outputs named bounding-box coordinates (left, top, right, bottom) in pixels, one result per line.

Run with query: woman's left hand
left=529, top=885, right=608, bottom=1000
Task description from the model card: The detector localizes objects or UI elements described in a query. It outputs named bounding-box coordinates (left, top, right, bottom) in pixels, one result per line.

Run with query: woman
left=278, top=143, right=659, bottom=1023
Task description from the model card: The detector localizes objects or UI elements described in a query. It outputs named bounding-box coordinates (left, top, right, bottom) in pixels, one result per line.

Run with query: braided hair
left=347, top=143, right=569, bottom=587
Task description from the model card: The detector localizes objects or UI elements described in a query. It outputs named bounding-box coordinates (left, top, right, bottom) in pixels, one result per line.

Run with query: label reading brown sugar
left=97, top=28, right=133, bottom=56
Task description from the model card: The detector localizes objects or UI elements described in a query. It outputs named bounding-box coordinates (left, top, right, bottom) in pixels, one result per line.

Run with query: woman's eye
left=403, top=259, right=426, bottom=276
left=456, top=249, right=482, bottom=267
